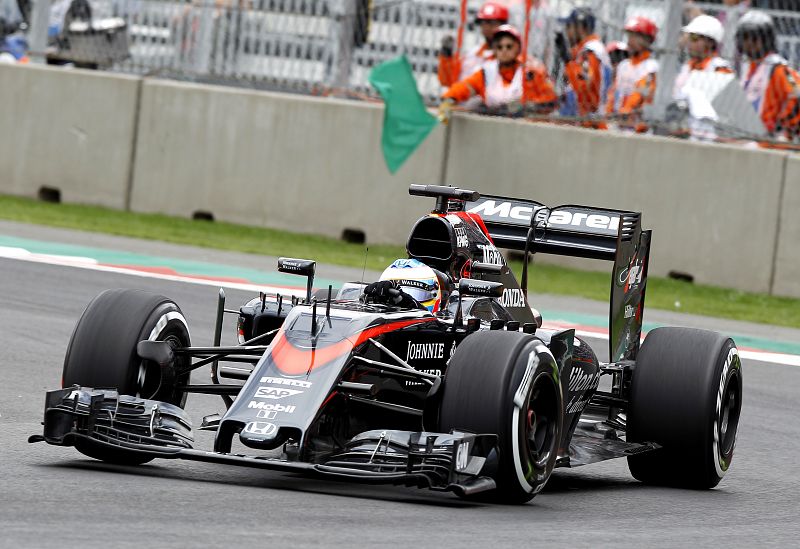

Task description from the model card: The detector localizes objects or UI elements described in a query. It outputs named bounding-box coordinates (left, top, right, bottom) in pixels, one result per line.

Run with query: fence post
left=720, top=4, right=741, bottom=66
left=28, top=0, right=51, bottom=64
left=194, top=2, right=216, bottom=74
left=330, top=0, right=355, bottom=90
left=648, top=0, right=682, bottom=121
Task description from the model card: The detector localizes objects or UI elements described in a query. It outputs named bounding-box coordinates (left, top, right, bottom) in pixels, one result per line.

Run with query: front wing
left=29, top=387, right=497, bottom=497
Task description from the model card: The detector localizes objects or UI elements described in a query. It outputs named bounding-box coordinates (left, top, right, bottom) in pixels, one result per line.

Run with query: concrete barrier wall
left=0, top=64, right=140, bottom=209
left=130, top=80, right=446, bottom=245
left=773, top=156, right=799, bottom=297
left=1, top=68, right=798, bottom=297
left=444, top=114, right=788, bottom=294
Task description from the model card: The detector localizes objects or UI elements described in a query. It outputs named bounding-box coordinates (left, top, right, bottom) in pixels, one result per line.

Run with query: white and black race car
left=30, top=185, right=743, bottom=503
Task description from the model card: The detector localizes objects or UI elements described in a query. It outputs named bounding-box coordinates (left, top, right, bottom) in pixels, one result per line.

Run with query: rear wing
left=465, top=195, right=634, bottom=261
left=409, top=186, right=651, bottom=362
left=465, top=194, right=651, bottom=362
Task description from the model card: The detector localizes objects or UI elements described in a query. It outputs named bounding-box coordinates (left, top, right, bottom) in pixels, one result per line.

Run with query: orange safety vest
left=606, top=50, right=659, bottom=114
left=438, top=43, right=495, bottom=88
left=742, top=53, right=800, bottom=136
left=563, top=34, right=612, bottom=117
left=442, top=58, right=557, bottom=112
left=673, top=56, right=732, bottom=97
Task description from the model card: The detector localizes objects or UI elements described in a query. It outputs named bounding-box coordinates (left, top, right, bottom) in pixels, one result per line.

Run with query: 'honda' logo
left=243, top=422, right=278, bottom=436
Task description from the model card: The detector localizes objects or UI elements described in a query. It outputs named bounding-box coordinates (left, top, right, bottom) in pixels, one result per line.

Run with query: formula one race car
left=30, top=185, right=743, bottom=503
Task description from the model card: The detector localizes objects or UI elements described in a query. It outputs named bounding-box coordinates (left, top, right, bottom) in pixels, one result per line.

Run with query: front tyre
left=439, top=331, right=563, bottom=503
left=627, top=327, right=742, bottom=488
left=62, top=289, right=192, bottom=464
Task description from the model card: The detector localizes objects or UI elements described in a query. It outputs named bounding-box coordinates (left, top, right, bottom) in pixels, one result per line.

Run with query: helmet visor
left=396, top=280, right=438, bottom=303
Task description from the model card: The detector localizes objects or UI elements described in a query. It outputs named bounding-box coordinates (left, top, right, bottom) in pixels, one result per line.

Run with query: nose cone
left=239, top=420, right=285, bottom=449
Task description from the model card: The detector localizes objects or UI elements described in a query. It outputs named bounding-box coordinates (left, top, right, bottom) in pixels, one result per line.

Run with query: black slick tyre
left=627, top=327, right=742, bottom=488
left=62, top=289, right=192, bottom=465
left=439, top=331, right=563, bottom=503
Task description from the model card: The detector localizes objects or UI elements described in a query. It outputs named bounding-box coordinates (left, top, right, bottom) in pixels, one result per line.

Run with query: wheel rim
left=524, top=373, right=559, bottom=469
left=718, top=371, right=741, bottom=457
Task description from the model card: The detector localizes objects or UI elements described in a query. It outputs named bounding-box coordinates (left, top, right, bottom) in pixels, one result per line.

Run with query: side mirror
left=531, top=307, right=543, bottom=328
left=136, top=340, right=175, bottom=367
left=458, top=278, right=504, bottom=298
left=278, top=257, right=316, bottom=302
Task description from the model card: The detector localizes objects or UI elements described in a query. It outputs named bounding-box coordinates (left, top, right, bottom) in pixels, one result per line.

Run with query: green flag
left=368, top=55, right=439, bottom=174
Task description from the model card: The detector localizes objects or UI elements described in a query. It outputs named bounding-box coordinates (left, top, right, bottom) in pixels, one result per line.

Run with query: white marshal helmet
left=683, top=14, right=724, bottom=44
left=379, top=259, right=443, bottom=312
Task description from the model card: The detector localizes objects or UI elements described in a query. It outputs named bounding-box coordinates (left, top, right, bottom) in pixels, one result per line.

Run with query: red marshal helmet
left=624, top=15, right=658, bottom=40
left=476, top=2, right=510, bottom=23
left=491, top=24, right=522, bottom=45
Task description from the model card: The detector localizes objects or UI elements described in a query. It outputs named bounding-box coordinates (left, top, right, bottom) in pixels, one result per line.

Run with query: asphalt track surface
left=2, top=228, right=800, bottom=547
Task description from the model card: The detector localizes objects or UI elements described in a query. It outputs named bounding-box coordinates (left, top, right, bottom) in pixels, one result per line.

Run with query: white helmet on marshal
left=683, top=14, right=724, bottom=44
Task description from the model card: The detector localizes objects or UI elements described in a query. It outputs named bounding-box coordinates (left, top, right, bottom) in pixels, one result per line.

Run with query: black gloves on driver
left=363, top=281, right=424, bottom=310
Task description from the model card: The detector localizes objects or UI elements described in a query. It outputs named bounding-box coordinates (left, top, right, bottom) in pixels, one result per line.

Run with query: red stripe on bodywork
left=272, top=318, right=436, bottom=375
left=434, top=210, right=495, bottom=245
left=456, top=211, right=495, bottom=245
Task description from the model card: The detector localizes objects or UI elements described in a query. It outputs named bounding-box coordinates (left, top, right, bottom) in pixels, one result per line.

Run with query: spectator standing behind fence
left=606, top=16, right=659, bottom=132
left=674, top=15, right=732, bottom=97
left=555, top=7, right=612, bottom=127
left=736, top=10, right=800, bottom=140
left=669, top=15, right=733, bottom=141
left=438, top=2, right=508, bottom=90
left=438, top=25, right=557, bottom=120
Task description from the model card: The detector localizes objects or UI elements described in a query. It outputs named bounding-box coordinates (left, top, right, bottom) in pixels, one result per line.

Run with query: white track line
left=544, top=323, right=800, bottom=368
left=0, top=246, right=305, bottom=296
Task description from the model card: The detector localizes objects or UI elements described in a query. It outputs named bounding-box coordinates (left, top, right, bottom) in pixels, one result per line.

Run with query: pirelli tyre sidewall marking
left=713, top=344, right=741, bottom=478
left=511, top=343, right=559, bottom=494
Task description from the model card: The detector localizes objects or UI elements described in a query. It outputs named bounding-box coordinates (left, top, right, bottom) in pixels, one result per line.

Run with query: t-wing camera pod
left=408, top=184, right=480, bottom=214
left=278, top=257, right=316, bottom=303
left=278, top=257, right=334, bottom=340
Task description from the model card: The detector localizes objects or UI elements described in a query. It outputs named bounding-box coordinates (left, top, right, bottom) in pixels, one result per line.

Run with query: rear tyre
left=62, top=289, right=192, bottom=465
left=439, top=331, right=563, bottom=503
left=627, top=327, right=742, bottom=488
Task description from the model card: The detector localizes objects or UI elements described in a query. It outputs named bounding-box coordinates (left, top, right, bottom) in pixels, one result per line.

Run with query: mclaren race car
left=30, top=185, right=743, bottom=503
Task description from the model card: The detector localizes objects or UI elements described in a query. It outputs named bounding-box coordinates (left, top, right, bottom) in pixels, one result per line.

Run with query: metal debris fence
left=5, top=0, right=800, bottom=143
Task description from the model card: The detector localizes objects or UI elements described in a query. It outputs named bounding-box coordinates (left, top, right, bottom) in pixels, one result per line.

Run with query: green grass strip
left=1, top=194, right=797, bottom=329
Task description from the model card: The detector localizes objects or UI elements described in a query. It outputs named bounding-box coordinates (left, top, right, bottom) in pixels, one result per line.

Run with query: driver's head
left=379, top=259, right=444, bottom=312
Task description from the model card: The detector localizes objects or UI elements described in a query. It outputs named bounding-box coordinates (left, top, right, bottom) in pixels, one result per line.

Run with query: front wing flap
left=30, top=387, right=497, bottom=497
left=31, top=386, right=194, bottom=453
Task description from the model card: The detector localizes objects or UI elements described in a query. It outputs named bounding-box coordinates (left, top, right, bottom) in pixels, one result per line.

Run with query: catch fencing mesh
left=6, top=0, right=800, bottom=143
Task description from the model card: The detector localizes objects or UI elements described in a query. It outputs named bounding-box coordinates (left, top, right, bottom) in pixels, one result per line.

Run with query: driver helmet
left=379, top=259, right=444, bottom=312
